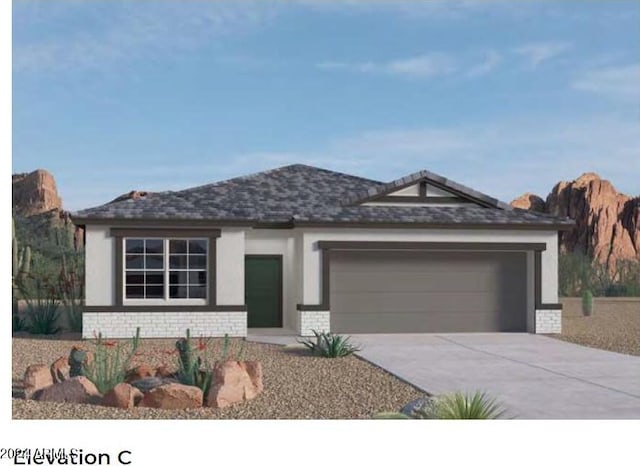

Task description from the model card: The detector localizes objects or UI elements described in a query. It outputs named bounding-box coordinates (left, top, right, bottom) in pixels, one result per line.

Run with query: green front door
left=245, top=255, right=282, bottom=328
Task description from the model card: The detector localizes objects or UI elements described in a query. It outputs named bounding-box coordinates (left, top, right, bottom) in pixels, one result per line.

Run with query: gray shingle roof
left=73, top=164, right=573, bottom=228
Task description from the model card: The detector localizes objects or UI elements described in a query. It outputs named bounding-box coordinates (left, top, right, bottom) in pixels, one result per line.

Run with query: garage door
left=330, top=250, right=527, bottom=333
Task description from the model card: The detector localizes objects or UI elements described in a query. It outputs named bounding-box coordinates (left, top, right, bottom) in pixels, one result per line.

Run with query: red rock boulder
left=51, top=356, right=70, bottom=383
left=206, top=361, right=263, bottom=408
left=103, top=383, right=143, bottom=409
left=34, top=376, right=102, bottom=404
left=139, top=383, right=203, bottom=409
left=23, top=364, right=54, bottom=399
left=239, top=361, right=264, bottom=393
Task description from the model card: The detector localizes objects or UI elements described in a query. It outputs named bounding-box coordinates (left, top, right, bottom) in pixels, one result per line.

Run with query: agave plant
left=433, top=391, right=507, bottom=419
left=374, top=391, right=508, bottom=420
left=298, top=330, right=361, bottom=358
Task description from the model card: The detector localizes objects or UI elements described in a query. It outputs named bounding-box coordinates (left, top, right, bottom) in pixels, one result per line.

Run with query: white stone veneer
left=535, top=309, right=562, bottom=334
left=298, top=311, right=330, bottom=336
left=83, top=312, right=247, bottom=339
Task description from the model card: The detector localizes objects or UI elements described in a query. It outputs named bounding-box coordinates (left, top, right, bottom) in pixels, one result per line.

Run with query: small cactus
left=69, top=347, right=88, bottom=377
left=582, top=289, right=593, bottom=317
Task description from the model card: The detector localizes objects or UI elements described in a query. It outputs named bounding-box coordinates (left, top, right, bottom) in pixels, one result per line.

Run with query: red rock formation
left=511, top=193, right=546, bottom=213
left=109, top=190, right=153, bottom=204
left=12, top=169, right=62, bottom=215
left=511, top=173, right=640, bottom=269
left=13, top=169, right=84, bottom=251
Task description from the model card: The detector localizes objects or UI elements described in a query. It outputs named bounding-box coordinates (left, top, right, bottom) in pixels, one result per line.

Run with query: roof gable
left=344, top=169, right=513, bottom=210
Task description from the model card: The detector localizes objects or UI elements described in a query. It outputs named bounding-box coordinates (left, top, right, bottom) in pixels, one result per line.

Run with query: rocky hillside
left=13, top=169, right=62, bottom=216
left=12, top=169, right=84, bottom=251
left=511, top=173, right=640, bottom=269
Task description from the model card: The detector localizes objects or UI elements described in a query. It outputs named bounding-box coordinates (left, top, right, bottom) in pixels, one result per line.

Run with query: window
left=124, top=238, right=208, bottom=302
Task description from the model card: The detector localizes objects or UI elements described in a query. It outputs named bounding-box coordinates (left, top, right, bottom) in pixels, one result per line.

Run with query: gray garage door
left=330, top=250, right=527, bottom=333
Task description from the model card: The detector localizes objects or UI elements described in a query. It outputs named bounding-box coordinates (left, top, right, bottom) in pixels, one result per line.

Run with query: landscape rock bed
left=551, top=299, right=640, bottom=356
left=13, top=337, right=425, bottom=419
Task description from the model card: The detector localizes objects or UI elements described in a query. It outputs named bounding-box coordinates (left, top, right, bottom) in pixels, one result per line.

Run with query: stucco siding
left=216, top=228, right=245, bottom=305
left=85, top=225, right=115, bottom=306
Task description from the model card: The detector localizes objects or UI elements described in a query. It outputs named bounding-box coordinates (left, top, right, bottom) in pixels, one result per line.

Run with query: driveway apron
left=352, top=333, right=640, bottom=419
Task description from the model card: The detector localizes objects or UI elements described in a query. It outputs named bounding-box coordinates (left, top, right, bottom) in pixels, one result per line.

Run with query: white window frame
left=123, top=237, right=209, bottom=306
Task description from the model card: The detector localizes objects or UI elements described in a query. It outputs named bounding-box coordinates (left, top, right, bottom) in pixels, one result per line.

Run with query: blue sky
left=12, top=1, right=640, bottom=211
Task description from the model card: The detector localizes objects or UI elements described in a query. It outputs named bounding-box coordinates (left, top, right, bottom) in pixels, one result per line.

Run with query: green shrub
left=559, top=251, right=640, bottom=297
left=84, top=327, right=141, bottom=395
left=175, top=329, right=213, bottom=397
left=298, top=330, right=361, bottom=358
left=57, top=249, right=84, bottom=332
left=374, top=391, right=507, bottom=420
left=26, top=296, right=61, bottom=335
left=433, top=392, right=506, bottom=419
left=12, top=300, right=29, bottom=333
left=65, top=306, right=83, bottom=332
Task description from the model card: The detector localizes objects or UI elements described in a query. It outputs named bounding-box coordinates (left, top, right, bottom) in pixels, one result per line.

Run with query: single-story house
left=72, top=164, right=573, bottom=339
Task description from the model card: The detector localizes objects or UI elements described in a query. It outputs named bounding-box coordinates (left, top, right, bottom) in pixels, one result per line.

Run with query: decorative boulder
left=50, top=357, right=70, bottom=384
left=125, top=364, right=156, bottom=383
left=400, top=396, right=438, bottom=418
left=23, top=364, right=54, bottom=399
left=130, top=377, right=175, bottom=393
left=239, top=361, right=264, bottom=393
left=206, top=360, right=263, bottom=408
left=103, top=383, right=143, bottom=409
left=34, top=376, right=102, bottom=405
left=139, top=383, right=203, bottom=409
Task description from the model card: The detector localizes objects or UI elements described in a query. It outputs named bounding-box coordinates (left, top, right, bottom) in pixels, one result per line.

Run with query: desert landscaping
left=553, top=298, right=640, bottom=356
left=12, top=335, right=425, bottom=420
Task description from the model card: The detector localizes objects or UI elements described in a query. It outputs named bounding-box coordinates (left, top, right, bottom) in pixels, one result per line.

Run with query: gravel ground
left=12, top=335, right=424, bottom=419
left=550, top=299, right=640, bottom=356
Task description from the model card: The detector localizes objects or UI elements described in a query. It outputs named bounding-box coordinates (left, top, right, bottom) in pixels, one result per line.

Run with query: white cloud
left=316, top=53, right=456, bottom=79
left=13, top=3, right=277, bottom=73
left=514, top=41, right=572, bottom=68
left=572, top=64, right=640, bottom=99
left=466, top=50, right=502, bottom=77
left=386, top=54, right=457, bottom=78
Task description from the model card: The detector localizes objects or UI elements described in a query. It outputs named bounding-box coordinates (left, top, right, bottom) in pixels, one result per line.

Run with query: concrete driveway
left=351, top=333, right=640, bottom=419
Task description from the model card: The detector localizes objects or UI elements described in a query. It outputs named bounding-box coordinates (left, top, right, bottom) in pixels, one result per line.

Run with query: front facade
left=74, top=165, right=572, bottom=338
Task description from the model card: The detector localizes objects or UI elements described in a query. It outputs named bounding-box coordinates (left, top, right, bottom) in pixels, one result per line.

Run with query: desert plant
left=65, top=307, right=83, bottom=333
left=582, top=289, right=593, bottom=316
left=24, top=280, right=62, bottom=335
left=12, top=216, right=32, bottom=293
left=175, top=329, right=213, bottom=397
left=84, top=327, right=141, bottom=394
left=12, top=299, right=29, bottom=333
left=434, top=391, right=506, bottom=419
left=374, top=392, right=507, bottom=420
left=57, top=249, right=84, bottom=332
left=298, top=330, right=361, bottom=358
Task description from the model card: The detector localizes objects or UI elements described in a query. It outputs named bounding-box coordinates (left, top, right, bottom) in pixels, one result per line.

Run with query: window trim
left=123, top=237, right=209, bottom=305
left=111, top=228, right=220, bottom=307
